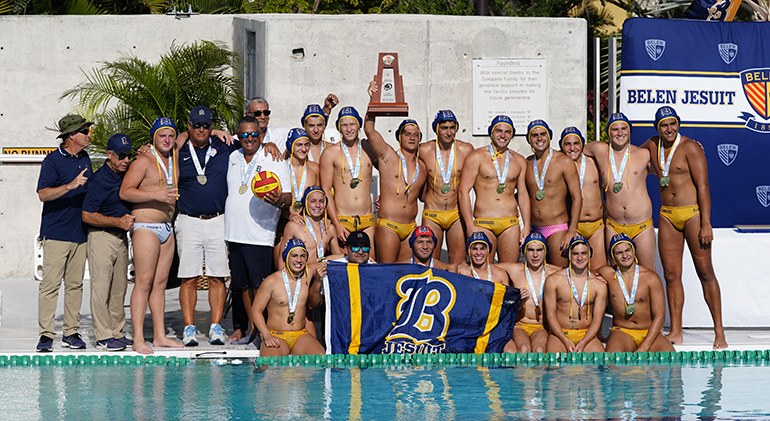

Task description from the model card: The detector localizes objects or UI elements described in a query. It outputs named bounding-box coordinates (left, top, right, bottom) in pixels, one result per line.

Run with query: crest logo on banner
left=718, top=43, right=738, bottom=64
left=757, top=186, right=770, bottom=207
left=717, top=144, right=738, bottom=166
left=738, top=68, right=770, bottom=132
left=645, top=39, right=666, bottom=61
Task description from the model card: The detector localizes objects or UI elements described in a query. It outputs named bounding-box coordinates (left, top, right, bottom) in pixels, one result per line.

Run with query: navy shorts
left=227, top=242, right=273, bottom=289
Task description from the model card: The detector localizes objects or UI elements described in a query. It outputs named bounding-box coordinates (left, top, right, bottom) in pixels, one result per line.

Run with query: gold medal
left=197, top=175, right=207, bottom=185
left=165, top=184, right=174, bottom=190
left=238, top=185, right=248, bottom=195
left=497, top=183, right=507, bottom=194
left=350, top=178, right=360, bottom=189
left=535, top=189, right=546, bottom=201
left=535, top=306, right=542, bottom=317
left=287, top=312, right=295, bottom=324
left=660, top=176, right=670, bottom=187
left=612, top=182, right=623, bottom=193
left=292, top=201, right=303, bottom=212
left=625, top=303, right=636, bottom=316
left=441, top=183, right=451, bottom=194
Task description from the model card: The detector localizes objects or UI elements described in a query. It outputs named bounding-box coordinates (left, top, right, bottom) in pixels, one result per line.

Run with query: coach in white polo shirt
left=225, top=115, right=291, bottom=348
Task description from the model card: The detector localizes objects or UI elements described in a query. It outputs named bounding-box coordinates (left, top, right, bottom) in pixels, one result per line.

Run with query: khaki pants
left=39, top=239, right=87, bottom=338
left=87, top=230, right=129, bottom=342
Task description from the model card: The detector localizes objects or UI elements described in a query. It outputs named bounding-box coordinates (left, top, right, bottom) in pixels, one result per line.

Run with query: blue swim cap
left=466, top=231, right=492, bottom=257
left=521, top=232, right=548, bottom=255
left=150, top=117, right=177, bottom=141
left=396, top=119, right=422, bottom=143
left=301, top=185, right=326, bottom=215
left=336, top=106, right=362, bottom=132
left=282, top=238, right=308, bottom=271
left=301, top=104, right=328, bottom=127
left=567, top=235, right=593, bottom=258
left=286, top=128, right=309, bottom=155
left=654, top=106, right=680, bottom=132
left=432, top=110, right=459, bottom=133
left=409, top=226, right=437, bottom=249
left=527, top=119, right=553, bottom=143
left=559, top=126, right=585, bottom=151
left=606, top=113, right=632, bottom=137
left=608, top=233, right=636, bottom=261
left=488, top=115, right=515, bottom=138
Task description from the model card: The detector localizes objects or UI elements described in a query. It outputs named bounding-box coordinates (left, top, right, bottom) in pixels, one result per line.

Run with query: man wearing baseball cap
left=35, top=114, right=93, bottom=352
left=82, top=133, right=136, bottom=351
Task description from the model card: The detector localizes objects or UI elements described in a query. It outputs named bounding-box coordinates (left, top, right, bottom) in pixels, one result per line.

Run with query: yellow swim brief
left=376, top=217, right=417, bottom=241
left=422, top=208, right=460, bottom=231
left=577, top=219, right=605, bottom=239
left=611, top=326, right=649, bottom=348
left=516, top=323, right=545, bottom=337
left=270, top=329, right=311, bottom=352
left=605, top=218, right=653, bottom=240
left=474, top=216, right=519, bottom=237
left=338, top=214, right=376, bottom=232
left=660, top=205, right=700, bottom=232
left=562, top=329, right=588, bottom=345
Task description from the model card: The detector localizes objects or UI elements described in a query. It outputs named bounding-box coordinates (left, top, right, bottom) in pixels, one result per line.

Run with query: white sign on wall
left=472, top=59, right=547, bottom=136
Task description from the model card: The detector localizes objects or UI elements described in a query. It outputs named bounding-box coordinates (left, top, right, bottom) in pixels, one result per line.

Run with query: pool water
left=1, top=360, right=768, bottom=420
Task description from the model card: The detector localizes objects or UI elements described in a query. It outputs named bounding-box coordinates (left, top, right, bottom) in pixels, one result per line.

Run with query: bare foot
left=713, top=333, right=728, bottom=350
left=154, top=337, right=184, bottom=349
left=228, top=329, right=243, bottom=342
left=133, top=341, right=154, bottom=355
left=665, top=331, right=683, bottom=345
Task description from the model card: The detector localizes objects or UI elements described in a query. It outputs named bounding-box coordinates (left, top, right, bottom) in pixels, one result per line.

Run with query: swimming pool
left=1, top=354, right=768, bottom=420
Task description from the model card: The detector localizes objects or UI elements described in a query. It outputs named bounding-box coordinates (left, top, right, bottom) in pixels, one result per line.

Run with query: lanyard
left=616, top=264, right=639, bottom=306
left=281, top=269, right=303, bottom=317
left=658, top=133, right=682, bottom=178
left=411, top=256, right=434, bottom=268
left=340, top=140, right=361, bottom=183
left=304, top=215, right=325, bottom=259
left=488, top=144, right=510, bottom=186
left=397, top=147, right=420, bottom=194
left=533, top=148, right=554, bottom=192
left=576, top=153, right=586, bottom=191
left=151, top=146, right=174, bottom=188
left=567, top=268, right=590, bottom=319
left=308, top=139, right=326, bottom=163
left=289, top=160, right=308, bottom=204
left=239, top=148, right=259, bottom=188
left=435, top=140, right=456, bottom=192
left=608, top=145, right=630, bottom=191
left=525, top=265, right=546, bottom=307
left=188, top=140, right=214, bottom=177
left=472, top=265, right=492, bottom=282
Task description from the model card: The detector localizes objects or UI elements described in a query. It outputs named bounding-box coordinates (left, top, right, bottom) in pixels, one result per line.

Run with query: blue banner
left=324, top=263, right=520, bottom=355
left=620, top=18, right=770, bottom=227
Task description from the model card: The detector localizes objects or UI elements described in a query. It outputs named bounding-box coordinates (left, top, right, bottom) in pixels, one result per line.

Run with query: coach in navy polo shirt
left=82, top=134, right=136, bottom=352
left=35, top=114, right=93, bottom=352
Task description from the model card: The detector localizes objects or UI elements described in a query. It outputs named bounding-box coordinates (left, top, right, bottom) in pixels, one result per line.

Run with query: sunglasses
left=247, top=110, right=271, bottom=117
left=239, top=132, right=260, bottom=140
left=75, top=127, right=90, bottom=135
left=350, top=246, right=370, bottom=253
left=193, top=122, right=211, bottom=130
left=113, top=152, right=133, bottom=160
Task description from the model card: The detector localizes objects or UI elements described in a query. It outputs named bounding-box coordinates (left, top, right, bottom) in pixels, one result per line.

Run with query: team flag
left=324, top=263, right=520, bottom=355
left=685, top=0, right=742, bottom=21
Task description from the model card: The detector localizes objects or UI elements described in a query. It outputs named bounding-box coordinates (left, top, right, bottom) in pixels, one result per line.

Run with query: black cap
left=346, top=230, right=370, bottom=247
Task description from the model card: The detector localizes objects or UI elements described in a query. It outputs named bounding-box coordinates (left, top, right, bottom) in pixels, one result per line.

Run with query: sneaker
left=62, top=333, right=86, bottom=349
left=116, top=336, right=133, bottom=347
left=96, top=338, right=126, bottom=352
left=182, top=325, right=199, bottom=346
left=36, top=335, right=53, bottom=352
left=208, top=323, right=227, bottom=345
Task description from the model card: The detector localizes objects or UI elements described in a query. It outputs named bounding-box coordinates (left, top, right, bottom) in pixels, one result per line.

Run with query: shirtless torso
left=279, top=190, right=341, bottom=265
left=286, top=135, right=320, bottom=218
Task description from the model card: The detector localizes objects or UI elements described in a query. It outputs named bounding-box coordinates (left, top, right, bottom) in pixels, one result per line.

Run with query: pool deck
left=1, top=278, right=769, bottom=358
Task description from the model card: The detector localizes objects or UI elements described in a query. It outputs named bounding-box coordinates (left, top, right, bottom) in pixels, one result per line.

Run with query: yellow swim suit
left=562, top=329, right=588, bottom=345
left=577, top=219, right=605, bottom=239
left=422, top=208, right=460, bottom=231
left=516, top=323, right=545, bottom=337
left=338, top=214, right=376, bottom=232
left=660, top=205, right=700, bottom=232
left=376, top=217, right=417, bottom=241
left=473, top=216, right=519, bottom=237
left=611, top=326, right=649, bottom=348
left=270, top=329, right=311, bottom=351
left=605, top=218, right=653, bottom=240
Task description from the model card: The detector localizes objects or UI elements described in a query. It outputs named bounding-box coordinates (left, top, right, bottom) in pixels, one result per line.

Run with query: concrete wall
left=0, top=14, right=586, bottom=278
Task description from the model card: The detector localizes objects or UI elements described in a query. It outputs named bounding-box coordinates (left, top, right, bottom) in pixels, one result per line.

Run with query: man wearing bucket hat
left=642, top=106, right=726, bottom=350
left=418, top=110, right=475, bottom=265
left=459, top=115, right=530, bottom=263
left=598, top=233, right=674, bottom=353
left=81, top=133, right=136, bottom=351
left=35, top=114, right=93, bottom=352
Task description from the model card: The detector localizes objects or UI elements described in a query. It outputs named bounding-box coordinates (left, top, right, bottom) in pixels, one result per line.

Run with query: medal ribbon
left=607, top=145, right=630, bottom=191
left=434, top=140, right=456, bottom=190
left=151, top=145, right=175, bottom=189
left=340, top=140, right=361, bottom=183
left=488, top=144, right=510, bottom=187
left=188, top=140, right=213, bottom=178
left=281, top=269, right=303, bottom=317
left=304, top=215, right=325, bottom=259
left=472, top=265, right=492, bottom=282
left=533, top=148, right=554, bottom=193
left=289, top=159, right=308, bottom=205
left=239, top=148, right=259, bottom=189
left=411, top=256, right=434, bottom=268
left=397, top=147, right=420, bottom=194
left=576, top=153, right=586, bottom=191
left=566, top=268, right=590, bottom=318
left=616, top=264, right=639, bottom=307
left=658, top=133, right=681, bottom=178
left=308, top=139, right=325, bottom=163
left=525, top=265, right=546, bottom=307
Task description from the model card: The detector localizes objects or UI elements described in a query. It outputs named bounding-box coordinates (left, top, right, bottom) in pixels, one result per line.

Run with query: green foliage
left=586, top=117, right=609, bottom=145
left=61, top=41, right=243, bottom=152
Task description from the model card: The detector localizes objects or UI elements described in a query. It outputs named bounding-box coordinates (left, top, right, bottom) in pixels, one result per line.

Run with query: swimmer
left=544, top=236, right=607, bottom=353
left=458, top=115, right=530, bottom=263
left=524, top=120, right=582, bottom=267
left=279, top=186, right=341, bottom=265
left=301, top=96, right=341, bottom=163
left=398, top=226, right=456, bottom=272
left=598, top=234, right=674, bottom=353
left=284, top=128, right=320, bottom=219
left=559, top=127, right=606, bottom=270
left=641, top=106, right=726, bottom=349
left=418, top=110, right=475, bottom=264
left=119, top=117, right=184, bottom=354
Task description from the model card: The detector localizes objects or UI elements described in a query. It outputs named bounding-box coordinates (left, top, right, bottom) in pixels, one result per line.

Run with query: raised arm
left=38, top=168, right=89, bottom=202
left=363, top=81, right=392, bottom=160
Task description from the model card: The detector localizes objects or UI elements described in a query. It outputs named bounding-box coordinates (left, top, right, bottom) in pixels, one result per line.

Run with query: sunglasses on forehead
left=193, top=122, right=211, bottom=130
left=247, top=110, right=271, bottom=117
left=239, top=132, right=260, bottom=140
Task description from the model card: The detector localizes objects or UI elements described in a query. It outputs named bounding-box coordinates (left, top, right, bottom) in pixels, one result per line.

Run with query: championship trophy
left=367, top=53, right=409, bottom=116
